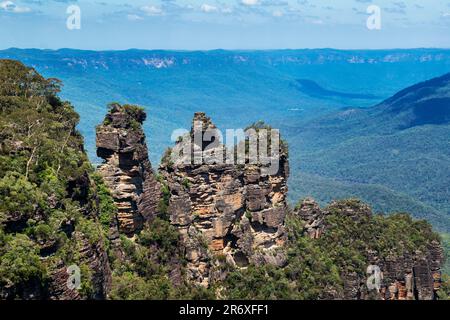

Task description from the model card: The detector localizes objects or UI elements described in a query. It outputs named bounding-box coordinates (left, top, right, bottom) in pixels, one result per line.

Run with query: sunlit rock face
left=96, top=104, right=161, bottom=236
left=159, top=112, right=289, bottom=286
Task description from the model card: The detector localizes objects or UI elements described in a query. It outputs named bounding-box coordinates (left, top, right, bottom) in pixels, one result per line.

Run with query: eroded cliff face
left=48, top=231, right=112, bottom=300
left=159, top=113, right=289, bottom=286
left=0, top=59, right=112, bottom=301
left=294, top=198, right=445, bottom=300
left=96, top=104, right=161, bottom=236
left=0, top=138, right=112, bottom=300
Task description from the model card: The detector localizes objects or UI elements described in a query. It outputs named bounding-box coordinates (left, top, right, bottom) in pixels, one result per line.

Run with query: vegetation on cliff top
left=102, top=102, right=146, bottom=130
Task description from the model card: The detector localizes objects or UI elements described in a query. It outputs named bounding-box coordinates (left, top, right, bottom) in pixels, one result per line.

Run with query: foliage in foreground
left=0, top=59, right=106, bottom=298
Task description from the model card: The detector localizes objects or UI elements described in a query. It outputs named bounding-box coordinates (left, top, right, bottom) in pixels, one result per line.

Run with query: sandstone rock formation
left=159, top=112, right=289, bottom=286
left=294, top=197, right=324, bottom=239
left=96, top=104, right=161, bottom=236
left=294, top=198, right=445, bottom=300
left=93, top=106, right=445, bottom=298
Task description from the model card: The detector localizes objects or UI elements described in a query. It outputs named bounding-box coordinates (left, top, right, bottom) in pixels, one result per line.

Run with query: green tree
left=0, top=234, right=47, bottom=287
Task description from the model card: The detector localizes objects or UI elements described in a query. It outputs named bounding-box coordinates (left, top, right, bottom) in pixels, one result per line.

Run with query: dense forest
left=289, top=72, right=450, bottom=232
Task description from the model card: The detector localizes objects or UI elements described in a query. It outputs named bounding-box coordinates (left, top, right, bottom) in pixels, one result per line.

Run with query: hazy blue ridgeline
left=1, top=48, right=449, bottom=230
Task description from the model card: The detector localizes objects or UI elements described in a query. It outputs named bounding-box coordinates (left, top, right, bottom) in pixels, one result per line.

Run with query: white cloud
left=0, top=1, right=31, bottom=13
left=141, top=5, right=163, bottom=16
left=272, top=9, right=283, bottom=17
left=241, top=0, right=259, bottom=6
left=221, top=7, right=233, bottom=14
left=201, top=4, right=218, bottom=13
left=127, top=14, right=143, bottom=21
left=311, top=19, right=324, bottom=25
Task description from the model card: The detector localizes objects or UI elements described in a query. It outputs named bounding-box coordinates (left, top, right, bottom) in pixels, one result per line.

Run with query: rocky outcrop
left=373, top=239, right=444, bottom=301
left=96, top=104, right=161, bottom=236
left=159, top=112, right=289, bottom=286
left=93, top=107, right=445, bottom=298
left=48, top=232, right=112, bottom=300
left=294, top=197, right=324, bottom=239
left=294, top=198, right=445, bottom=300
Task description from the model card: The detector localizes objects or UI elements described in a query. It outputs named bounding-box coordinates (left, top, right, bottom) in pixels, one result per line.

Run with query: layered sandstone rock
left=48, top=232, right=112, bottom=300
left=294, top=198, right=445, bottom=300
left=375, top=240, right=444, bottom=300
left=294, top=197, right=324, bottom=239
left=159, top=112, right=289, bottom=286
left=96, top=104, right=161, bottom=236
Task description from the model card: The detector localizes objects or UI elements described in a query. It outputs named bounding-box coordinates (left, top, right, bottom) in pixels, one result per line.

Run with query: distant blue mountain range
left=1, top=48, right=449, bottom=230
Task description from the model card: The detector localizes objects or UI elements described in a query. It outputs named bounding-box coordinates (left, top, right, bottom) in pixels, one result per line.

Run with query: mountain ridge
left=374, top=72, right=450, bottom=128
left=291, top=71, right=450, bottom=231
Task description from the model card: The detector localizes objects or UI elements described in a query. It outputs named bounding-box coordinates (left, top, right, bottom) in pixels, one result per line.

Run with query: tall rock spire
left=96, top=103, right=161, bottom=236
left=159, top=112, right=289, bottom=286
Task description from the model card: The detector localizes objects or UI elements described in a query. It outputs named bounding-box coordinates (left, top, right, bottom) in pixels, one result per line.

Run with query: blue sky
left=1, top=0, right=450, bottom=50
